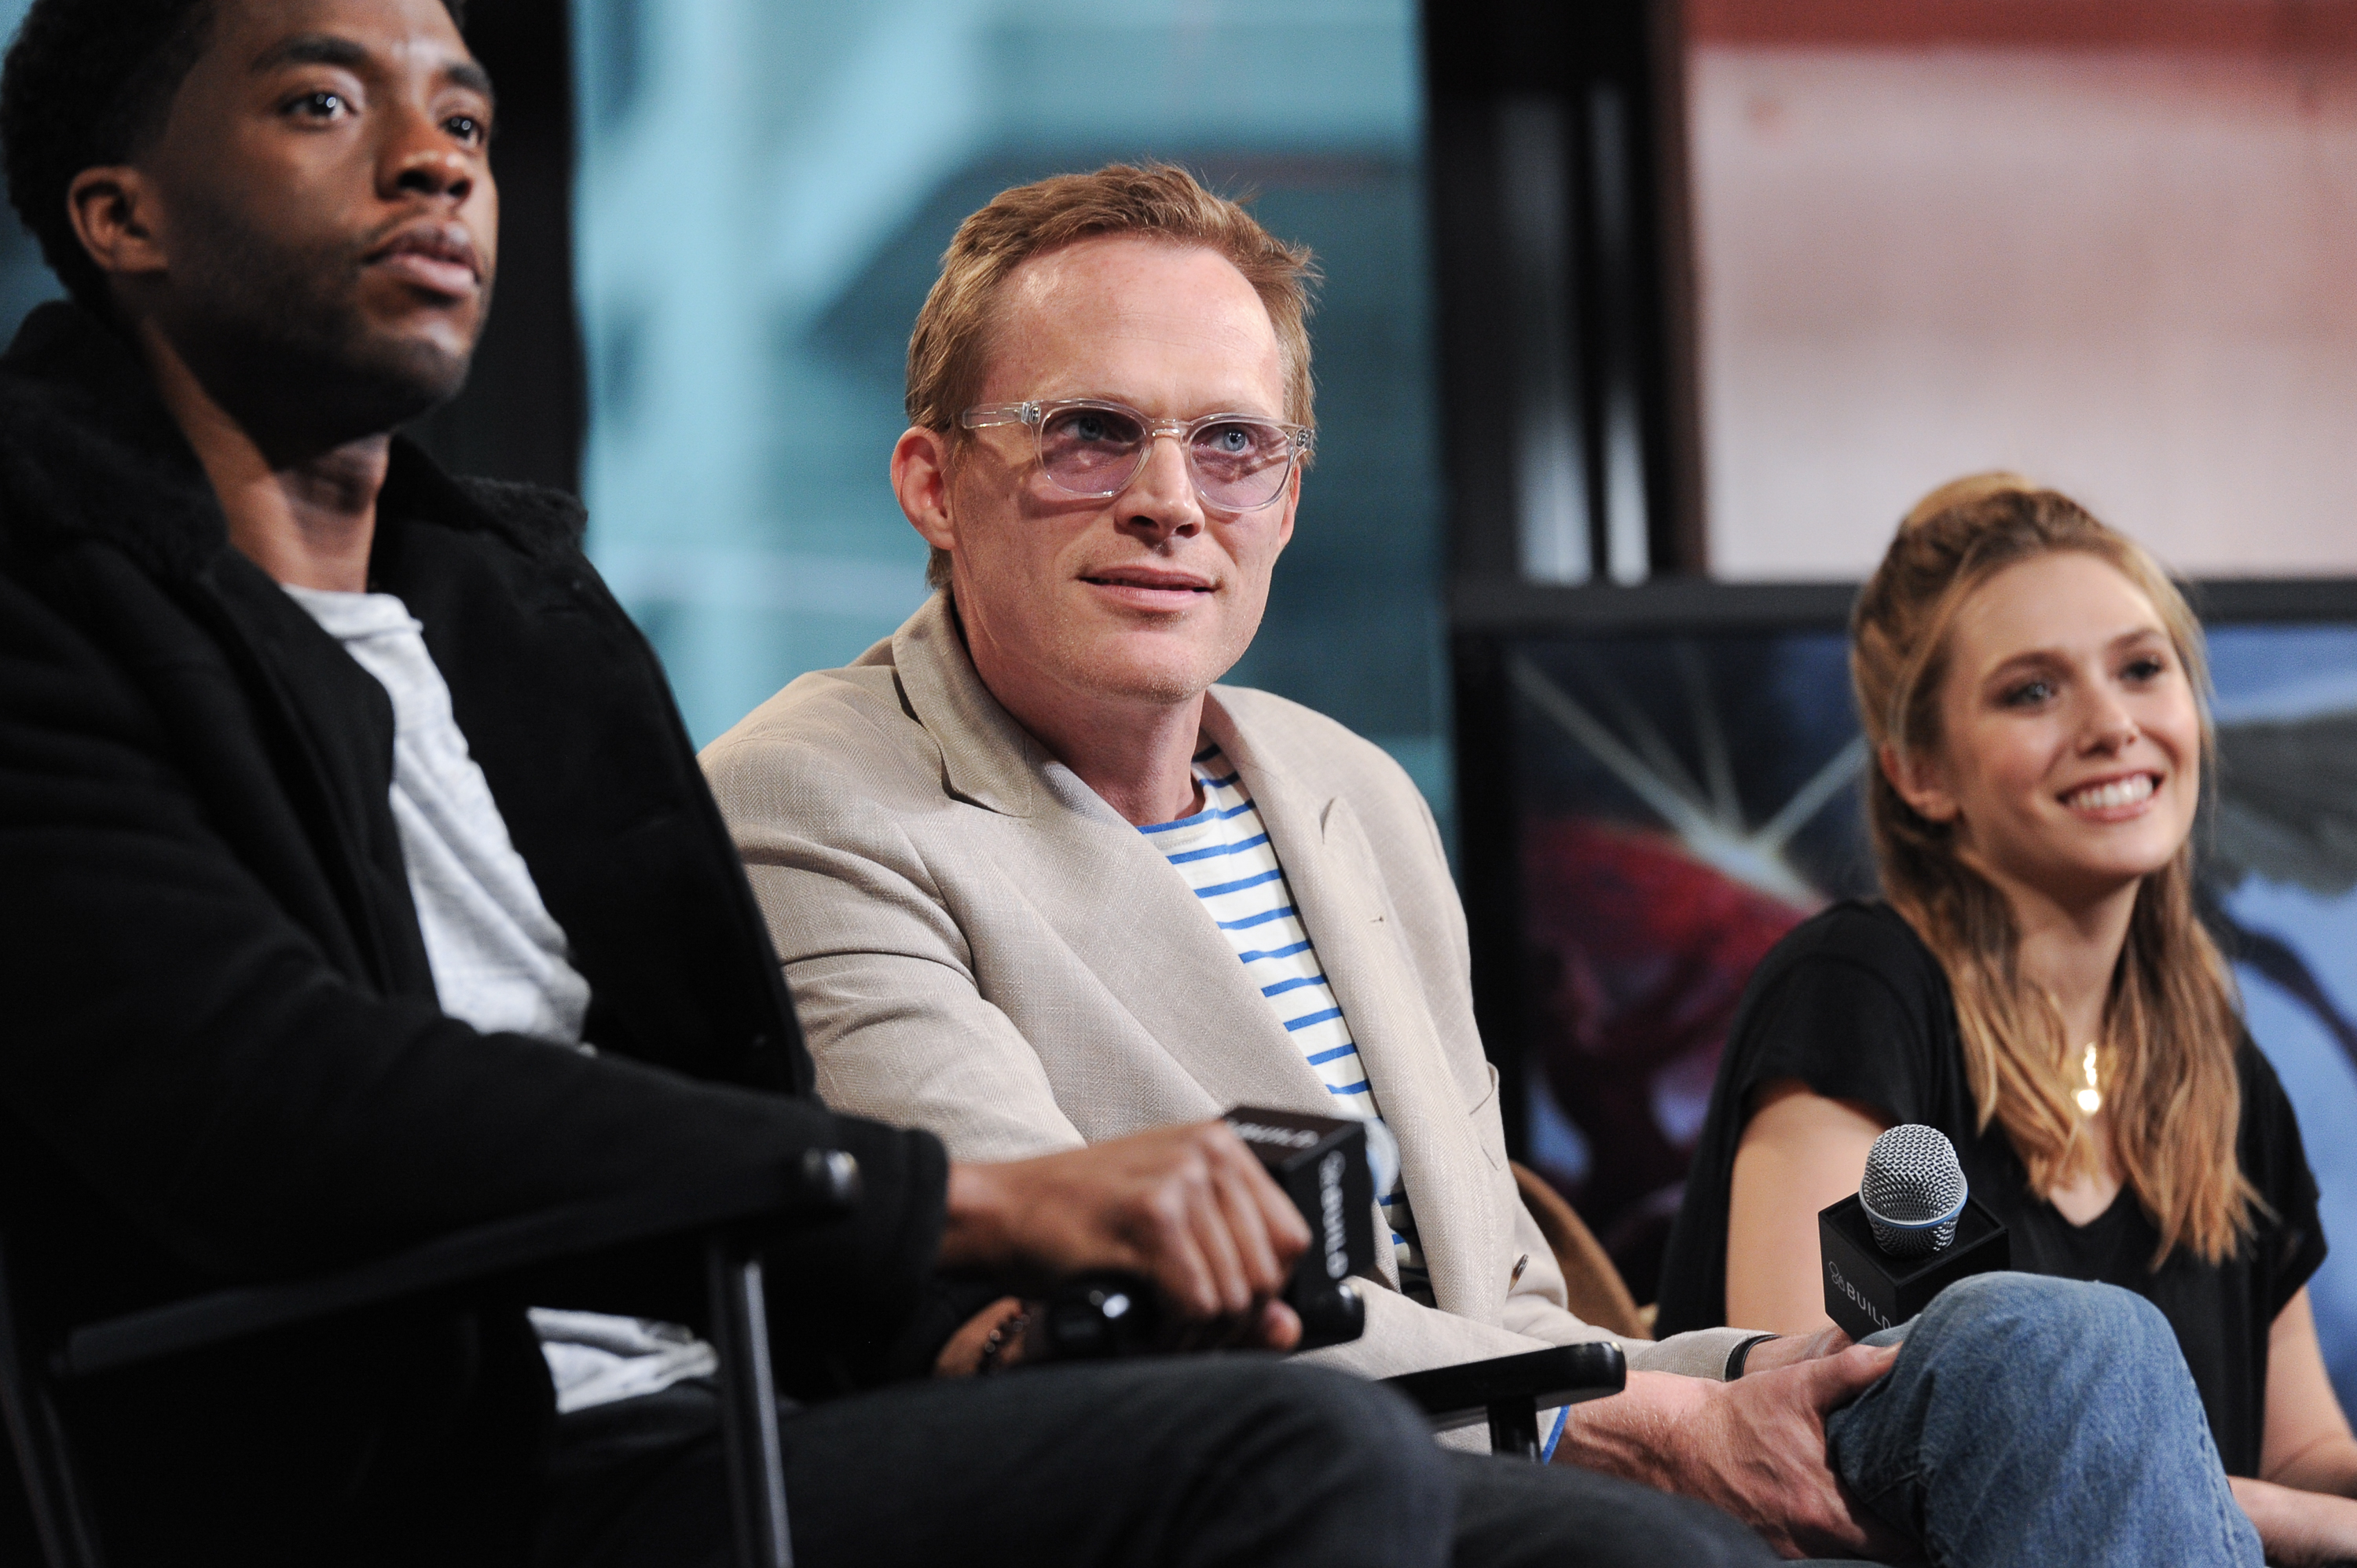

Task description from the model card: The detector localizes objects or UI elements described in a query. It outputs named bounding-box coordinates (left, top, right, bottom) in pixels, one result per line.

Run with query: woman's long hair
left=1852, top=474, right=2255, bottom=1266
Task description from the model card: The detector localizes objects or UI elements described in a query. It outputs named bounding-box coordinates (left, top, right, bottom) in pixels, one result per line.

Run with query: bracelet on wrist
left=1726, top=1332, right=1779, bottom=1379
left=976, top=1304, right=1032, bottom=1375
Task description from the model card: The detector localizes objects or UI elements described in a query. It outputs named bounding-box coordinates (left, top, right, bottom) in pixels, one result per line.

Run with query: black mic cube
left=1818, top=1192, right=2011, bottom=1342
left=1224, top=1107, right=1375, bottom=1349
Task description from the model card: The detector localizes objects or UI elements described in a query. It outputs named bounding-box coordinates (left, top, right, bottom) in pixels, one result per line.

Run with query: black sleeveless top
left=1655, top=900, right=2326, bottom=1476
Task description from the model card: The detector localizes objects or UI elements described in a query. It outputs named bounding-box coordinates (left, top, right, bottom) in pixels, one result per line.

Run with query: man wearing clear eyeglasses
left=704, top=163, right=2264, bottom=1566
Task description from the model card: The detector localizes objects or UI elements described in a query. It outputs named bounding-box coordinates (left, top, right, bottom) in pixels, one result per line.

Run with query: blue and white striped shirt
left=1142, top=746, right=1431, bottom=1303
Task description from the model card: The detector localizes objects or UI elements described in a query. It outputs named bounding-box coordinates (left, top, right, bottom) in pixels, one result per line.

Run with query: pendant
left=2075, top=1042, right=2103, bottom=1116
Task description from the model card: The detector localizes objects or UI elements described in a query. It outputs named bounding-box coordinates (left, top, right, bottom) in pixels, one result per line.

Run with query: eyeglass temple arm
left=957, top=403, right=1038, bottom=430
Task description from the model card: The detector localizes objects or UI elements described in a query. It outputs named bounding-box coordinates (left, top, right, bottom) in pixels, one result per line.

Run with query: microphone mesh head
left=1860, top=1124, right=1967, bottom=1258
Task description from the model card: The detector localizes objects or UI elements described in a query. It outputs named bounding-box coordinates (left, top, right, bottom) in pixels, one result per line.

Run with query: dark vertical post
left=0, top=1240, right=105, bottom=1568
left=1648, top=0, right=1708, bottom=575
left=707, top=1239, right=791, bottom=1568
left=407, top=0, right=586, bottom=493
left=1420, top=0, right=1702, bottom=583
left=1427, top=0, right=1706, bottom=1157
left=1449, top=628, right=1529, bottom=1159
left=1486, top=1396, right=1544, bottom=1461
left=1424, top=2, right=1582, bottom=584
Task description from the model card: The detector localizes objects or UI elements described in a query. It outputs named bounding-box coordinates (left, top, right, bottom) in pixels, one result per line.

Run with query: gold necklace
left=2074, top=1042, right=2103, bottom=1116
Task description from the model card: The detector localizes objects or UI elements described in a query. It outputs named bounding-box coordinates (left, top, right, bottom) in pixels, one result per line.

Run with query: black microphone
left=1817, top=1124, right=2009, bottom=1339
left=1221, top=1107, right=1375, bottom=1350
left=1036, top=1107, right=1376, bottom=1361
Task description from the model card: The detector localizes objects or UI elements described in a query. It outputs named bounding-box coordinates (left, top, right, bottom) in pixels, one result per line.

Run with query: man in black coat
left=0, top=2, right=1786, bottom=1566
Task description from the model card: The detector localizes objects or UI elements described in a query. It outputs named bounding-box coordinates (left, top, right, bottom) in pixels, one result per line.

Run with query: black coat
left=0, top=303, right=948, bottom=1564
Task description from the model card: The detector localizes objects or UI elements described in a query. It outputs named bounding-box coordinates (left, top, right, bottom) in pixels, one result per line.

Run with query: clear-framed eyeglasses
left=959, top=398, right=1314, bottom=514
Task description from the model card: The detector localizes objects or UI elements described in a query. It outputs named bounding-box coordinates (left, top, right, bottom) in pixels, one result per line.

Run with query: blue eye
left=1041, top=407, right=1143, bottom=449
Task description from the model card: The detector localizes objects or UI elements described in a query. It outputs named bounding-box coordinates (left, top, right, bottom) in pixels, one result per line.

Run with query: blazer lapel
left=1208, top=694, right=1505, bottom=1325
left=891, top=596, right=1325, bottom=1116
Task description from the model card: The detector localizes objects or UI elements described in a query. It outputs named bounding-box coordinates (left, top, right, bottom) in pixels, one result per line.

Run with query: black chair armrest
left=1383, top=1342, right=1626, bottom=1459
left=54, top=1148, right=858, bottom=1381
left=10, top=1149, right=858, bottom=1568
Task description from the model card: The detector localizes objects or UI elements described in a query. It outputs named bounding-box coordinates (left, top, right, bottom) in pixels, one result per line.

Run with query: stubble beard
left=1051, top=604, right=1260, bottom=708
left=162, top=193, right=489, bottom=458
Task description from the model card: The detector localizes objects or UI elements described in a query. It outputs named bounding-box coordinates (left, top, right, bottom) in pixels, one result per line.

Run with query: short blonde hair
left=905, top=163, right=1320, bottom=588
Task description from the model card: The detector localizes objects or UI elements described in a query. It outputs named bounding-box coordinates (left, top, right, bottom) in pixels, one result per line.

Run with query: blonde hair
left=904, top=163, right=1319, bottom=589
left=1852, top=473, right=2256, bottom=1266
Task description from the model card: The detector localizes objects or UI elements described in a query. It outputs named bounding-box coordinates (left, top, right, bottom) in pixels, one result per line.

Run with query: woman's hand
left=2231, top=1476, right=2357, bottom=1566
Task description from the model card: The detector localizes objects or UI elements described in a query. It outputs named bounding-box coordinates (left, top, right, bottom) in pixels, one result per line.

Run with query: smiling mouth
left=2062, top=773, right=2157, bottom=812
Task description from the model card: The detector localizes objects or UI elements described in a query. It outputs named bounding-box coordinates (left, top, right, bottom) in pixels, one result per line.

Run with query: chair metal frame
left=0, top=1149, right=858, bottom=1568
left=1383, top=1341, right=1627, bottom=1459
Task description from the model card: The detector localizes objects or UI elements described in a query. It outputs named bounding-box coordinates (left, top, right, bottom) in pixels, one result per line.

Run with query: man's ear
left=893, top=425, right=956, bottom=552
left=67, top=165, right=170, bottom=284
left=1879, top=741, right=1960, bottom=824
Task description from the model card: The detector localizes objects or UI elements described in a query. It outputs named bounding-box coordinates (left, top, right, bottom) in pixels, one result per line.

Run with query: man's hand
left=2230, top=1476, right=2357, bottom=1566
left=1558, top=1349, right=1908, bottom=1560
left=937, top=1121, right=1311, bottom=1348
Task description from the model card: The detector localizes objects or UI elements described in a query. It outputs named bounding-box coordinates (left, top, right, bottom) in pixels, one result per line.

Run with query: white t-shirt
left=284, top=584, right=710, bottom=1412
left=280, top=585, right=592, bottom=1046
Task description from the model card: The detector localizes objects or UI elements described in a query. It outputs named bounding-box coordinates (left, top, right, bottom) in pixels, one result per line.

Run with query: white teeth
left=2067, top=775, right=2155, bottom=811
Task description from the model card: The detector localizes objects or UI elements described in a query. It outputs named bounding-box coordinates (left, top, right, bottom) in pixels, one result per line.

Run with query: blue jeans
left=1804, top=1271, right=2261, bottom=1567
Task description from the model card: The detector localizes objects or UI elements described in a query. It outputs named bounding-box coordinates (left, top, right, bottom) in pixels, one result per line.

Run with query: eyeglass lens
left=1036, top=405, right=1296, bottom=509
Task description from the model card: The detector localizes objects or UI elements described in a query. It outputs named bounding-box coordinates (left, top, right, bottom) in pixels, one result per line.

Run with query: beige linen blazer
left=703, top=593, right=1753, bottom=1385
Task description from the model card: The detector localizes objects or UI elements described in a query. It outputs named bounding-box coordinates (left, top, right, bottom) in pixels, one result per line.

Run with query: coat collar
left=0, top=302, right=229, bottom=579
left=0, top=300, right=585, bottom=584
left=889, top=592, right=1043, bottom=818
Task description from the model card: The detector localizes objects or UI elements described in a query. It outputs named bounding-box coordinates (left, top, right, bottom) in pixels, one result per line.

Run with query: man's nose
left=1118, top=431, right=1203, bottom=539
left=382, top=116, right=473, bottom=203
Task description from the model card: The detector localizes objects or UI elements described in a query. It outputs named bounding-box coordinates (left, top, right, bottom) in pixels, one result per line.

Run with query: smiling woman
left=1655, top=474, right=2357, bottom=1562
left=1844, top=479, right=2233, bottom=1245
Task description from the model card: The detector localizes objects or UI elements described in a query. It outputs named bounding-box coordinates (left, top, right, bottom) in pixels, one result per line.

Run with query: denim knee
left=1915, top=1272, right=2173, bottom=1366
left=1836, top=1271, right=2257, bottom=1568
left=1902, top=1272, right=2198, bottom=1431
